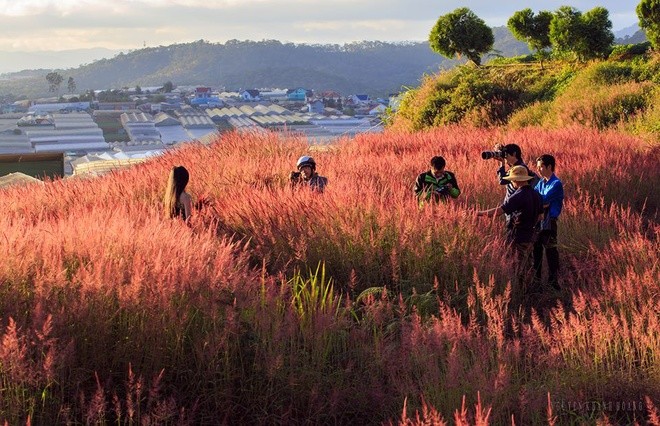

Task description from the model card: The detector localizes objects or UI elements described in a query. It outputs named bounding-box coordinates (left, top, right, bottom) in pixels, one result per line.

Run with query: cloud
left=0, top=0, right=638, bottom=52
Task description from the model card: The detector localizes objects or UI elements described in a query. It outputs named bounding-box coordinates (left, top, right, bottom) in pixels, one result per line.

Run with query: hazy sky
left=0, top=0, right=640, bottom=52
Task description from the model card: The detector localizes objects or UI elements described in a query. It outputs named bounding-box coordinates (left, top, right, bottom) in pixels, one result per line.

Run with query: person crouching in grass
left=290, top=155, right=328, bottom=193
left=414, top=156, right=460, bottom=207
left=163, top=165, right=193, bottom=222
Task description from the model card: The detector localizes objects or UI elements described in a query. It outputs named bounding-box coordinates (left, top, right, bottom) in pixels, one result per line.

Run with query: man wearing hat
left=477, top=165, right=544, bottom=296
left=490, top=143, right=539, bottom=227
left=290, top=155, right=328, bottom=193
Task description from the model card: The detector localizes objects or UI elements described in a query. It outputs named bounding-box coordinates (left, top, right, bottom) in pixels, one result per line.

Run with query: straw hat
left=502, top=165, right=534, bottom=182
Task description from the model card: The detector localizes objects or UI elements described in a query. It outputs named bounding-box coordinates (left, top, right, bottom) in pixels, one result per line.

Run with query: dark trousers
left=533, top=219, right=559, bottom=288
left=505, top=241, right=534, bottom=307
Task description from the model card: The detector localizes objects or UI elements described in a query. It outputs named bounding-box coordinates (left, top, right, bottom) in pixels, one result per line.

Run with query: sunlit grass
left=0, top=127, right=658, bottom=424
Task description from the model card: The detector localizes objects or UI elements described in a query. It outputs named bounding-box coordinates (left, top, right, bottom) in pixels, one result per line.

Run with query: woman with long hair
left=163, top=165, right=192, bottom=220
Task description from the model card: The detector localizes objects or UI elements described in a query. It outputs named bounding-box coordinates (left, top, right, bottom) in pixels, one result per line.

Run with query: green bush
left=610, top=42, right=652, bottom=59
left=507, top=101, right=552, bottom=128
left=630, top=51, right=660, bottom=83
left=592, top=90, right=650, bottom=129
left=395, top=65, right=521, bottom=128
left=583, top=62, right=634, bottom=85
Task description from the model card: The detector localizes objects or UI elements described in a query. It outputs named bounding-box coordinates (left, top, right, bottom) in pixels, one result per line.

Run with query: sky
left=0, top=0, right=640, bottom=53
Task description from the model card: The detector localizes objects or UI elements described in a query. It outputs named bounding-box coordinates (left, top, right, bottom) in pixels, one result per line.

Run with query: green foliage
left=610, top=42, right=652, bottom=59
left=289, top=263, right=342, bottom=325
left=487, top=54, right=537, bottom=65
left=622, top=85, right=660, bottom=136
left=162, top=81, right=174, bottom=93
left=581, top=62, right=634, bottom=85
left=391, top=50, right=660, bottom=140
left=549, top=6, right=584, bottom=58
left=637, top=0, right=660, bottom=49
left=507, top=9, right=553, bottom=54
left=429, top=7, right=494, bottom=65
left=441, top=67, right=519, bottom=125
left=582, top=7, right=615, bottom=58
left=630, top=51, right=660, bottom=82
left=96, top=89, right=131, bottom=102
left=550, top=6, right=614, bottom=61
left=539, top=64, right=654, bottom=130
left=45, top=72, right=63, bottom=93
left=507, top=100, right=552, bottom=127
left=66, top=77, right=76, bottom=94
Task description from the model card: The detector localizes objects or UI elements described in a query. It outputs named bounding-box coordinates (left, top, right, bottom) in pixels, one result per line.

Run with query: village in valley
left=0, top=83, right=392, bottom=183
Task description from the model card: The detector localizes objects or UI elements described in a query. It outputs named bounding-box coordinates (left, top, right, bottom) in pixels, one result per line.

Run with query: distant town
left=0, top=83, right=394, bottom=182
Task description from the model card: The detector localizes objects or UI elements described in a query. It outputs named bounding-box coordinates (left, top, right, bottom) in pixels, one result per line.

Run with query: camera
left=481, top=150, right=505, bottom=160
left=290, top=171, right=301, bottom=180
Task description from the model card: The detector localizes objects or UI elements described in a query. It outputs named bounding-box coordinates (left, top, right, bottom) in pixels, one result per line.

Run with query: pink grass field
left=0, top=126, right=658, bottom=424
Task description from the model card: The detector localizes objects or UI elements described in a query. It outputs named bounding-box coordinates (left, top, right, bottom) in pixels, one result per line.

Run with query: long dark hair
left=163, top=166, right=189, bottom=219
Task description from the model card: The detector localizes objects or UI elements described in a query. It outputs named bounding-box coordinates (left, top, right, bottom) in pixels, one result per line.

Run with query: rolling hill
left=0, top=30, right=532, bottom=99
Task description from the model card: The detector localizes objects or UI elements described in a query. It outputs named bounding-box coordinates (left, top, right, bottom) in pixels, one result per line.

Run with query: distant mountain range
left=614, top=23, right=640, bottom=39
left=0, top=27, right=647, bottom=100
left=0, top=48, right=121, bottom=74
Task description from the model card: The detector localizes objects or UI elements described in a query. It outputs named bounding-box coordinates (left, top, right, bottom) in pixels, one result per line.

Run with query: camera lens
left=481, top=151, right=494, bottom=160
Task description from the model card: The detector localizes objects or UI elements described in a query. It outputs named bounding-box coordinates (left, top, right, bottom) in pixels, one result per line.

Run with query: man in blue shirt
left=533, top=154, right=564, bottom=290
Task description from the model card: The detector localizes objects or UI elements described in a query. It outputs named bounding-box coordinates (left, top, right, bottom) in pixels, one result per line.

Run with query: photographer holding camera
left=414, top=156, right=460, bottom=206
left=290, top=155, right=328, bottom=193
left=484, top=143, right=539, bottom=228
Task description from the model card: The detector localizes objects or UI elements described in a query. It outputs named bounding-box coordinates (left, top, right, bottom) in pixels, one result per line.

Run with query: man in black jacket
left=477, top=165, right=544, bottom=301
left=490, top=143, right=539, bottom=228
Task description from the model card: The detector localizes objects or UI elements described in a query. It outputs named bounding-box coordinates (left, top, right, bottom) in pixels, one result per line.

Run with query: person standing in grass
left=163, top=165, right=192, bottom=221
left=490, top=143, right=539, bottom=227
left=414, top=156, right=460, bottom=206
left=533, top=154, right=564, bottom=290
left=476, top=165, right=543, bottom=300
left=290, top=155, right=328, bottom=193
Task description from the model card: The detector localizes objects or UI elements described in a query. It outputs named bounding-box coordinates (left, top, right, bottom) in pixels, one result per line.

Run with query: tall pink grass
left=0, top=127, right=657, bottom=423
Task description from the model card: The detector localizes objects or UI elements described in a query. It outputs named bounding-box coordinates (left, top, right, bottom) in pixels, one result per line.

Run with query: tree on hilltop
left=637, top=0, right=660, bottom=49
left=162, top=81, right=174, bottom=93
left=67, top=77, right=76, bottom=94
left=508, top=9, right=553, bottom=67
left=550, top=6, right=614, bottom=61
left=582, top=7, right=615, bottom=56
left=429, top=7, right=494, bottom=66
left=46, top=72, right=64, bottom=95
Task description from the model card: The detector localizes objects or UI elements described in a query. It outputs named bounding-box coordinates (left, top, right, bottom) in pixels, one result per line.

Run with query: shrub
left=609, top=41, right=652, bottom=59
left=552, top=81, right=653, bottom=129
left=507, top=101, right=552, bottom=128
left=582, top=62, right=634, bottom=85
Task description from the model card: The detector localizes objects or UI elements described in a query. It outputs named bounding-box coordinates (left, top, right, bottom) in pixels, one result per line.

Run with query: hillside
left=0, top=29, right=533, bottom=99
left=391, top=44, right=660, bottom=142
left=0, top=27, right=645, bottom=101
